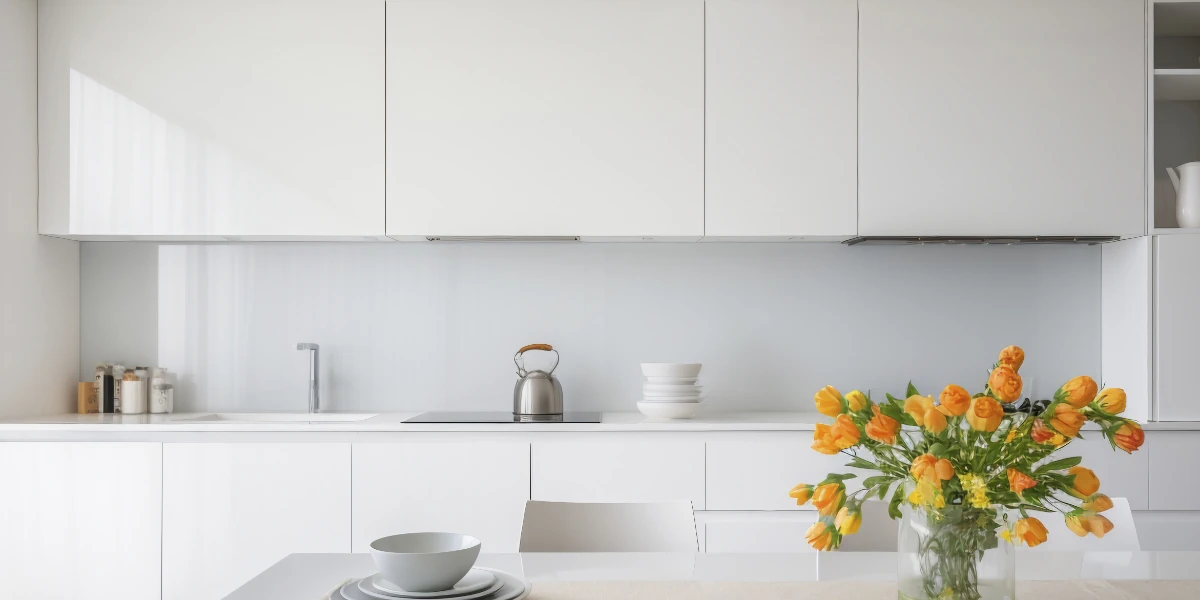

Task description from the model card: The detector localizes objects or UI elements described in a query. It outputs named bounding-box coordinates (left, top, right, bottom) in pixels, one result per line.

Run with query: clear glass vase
left=897, top=504, right=1015, bottom=600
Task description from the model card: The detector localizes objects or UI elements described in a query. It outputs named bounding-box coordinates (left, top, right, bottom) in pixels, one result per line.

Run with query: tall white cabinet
left=384, top=0, right=704, bottom=239
left=162, top=443, right=352, bottom=600
left=38, top=0, right=385, bottom=238
left=704, top=0, right=857, bottom=238
left=1155, top=234, right=1200, bottom=421
left=858, top=0, right=1145, bottom=237
left=0, top=442, right=162, bottom=600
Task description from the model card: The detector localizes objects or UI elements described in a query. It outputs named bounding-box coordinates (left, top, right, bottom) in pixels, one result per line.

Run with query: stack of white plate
left=638, top=363, right=704, bottom=419
left=333, top=568, right=530, bottom=600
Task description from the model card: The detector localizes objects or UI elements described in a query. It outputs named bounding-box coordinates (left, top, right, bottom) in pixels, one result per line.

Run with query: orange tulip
left=865, top=405, right=899, bottom=445
left=812, top=483, right=844, bottom=517
left=937, top=384, right=971, bottom=417
left=1094, top=388, right=1126, bottom=415
left=1066, top=513, right=1114, bottom=538
left=966, top=396, right=1003, bottom=432
left=935, top=458, right=954, bottom=481
left=1114, top=422, right=1145, bottom=453
left=1007, top=468, right=1036, bottom=494
left=811, top=414, right=861, bottom=455
left=1049, top=403, right=1085, bottom=438
left=911, top=454, right=955, bottom=488
left=1083, top=494, right=1114, bottom=513
left=1060, top=376, right=1098, bottom=408
left=1068, top=466, right=1100, bottom=497
left=1014, top=517, right=1048, bottom=547
left=904, top=395, right=935, bottom=426
left=835, top=506, right=862, bottom=535
left=806, top=521, right=834, bottom=551
left=924, top=409, right=948, bottom=434
left=998, top=345, right=1025, bottom=372
left=845, top=390, right=868, bottom=412
left=789, top=483, right=813, bottom=506
left=814, top=385, right=843, bottom=417
left=1030, top=418, right=1066, bottom=446
left=988, top=365, right=1023, bottom=403
left=910, top=454, right=937, bottom=481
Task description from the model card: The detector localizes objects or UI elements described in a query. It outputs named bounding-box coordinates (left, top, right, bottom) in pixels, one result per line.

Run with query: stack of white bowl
left=638, top=363, right=704, bottom=419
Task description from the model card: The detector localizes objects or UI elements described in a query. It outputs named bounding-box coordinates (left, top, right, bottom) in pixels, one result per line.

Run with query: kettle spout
left=1168, top=167, right=1181, bottom=192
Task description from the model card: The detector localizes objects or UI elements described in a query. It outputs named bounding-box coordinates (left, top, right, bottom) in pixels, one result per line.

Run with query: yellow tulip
left=1094, top=388, right=1126, bottom=415
left=1068, top=466, right=1100, bottom=498
left=805, top=521, right=834, bottom=551
left=1065, top=513, right=1114, bottom=538
left=789, top=483, right=813, bottom=506
left=937, top=385, right=971, bottom=417
left=1014, top=517, right=1048, bottom=547
left=904, top=395, right=934, bottom=426
left=845, top=390, right=868, bottom=412
left=812, top=483, right=844, bottom=517
left=814, top=385, right=843, bottom=417
left=998, top=345, right=1025, bottom=372
left=965, top=396, right=1003, bottom=432
left=907, top=479, right=944, bottom=508
left=988, top=365, right=1023, bottom=403
left=1060, top=376, right=1098, bottom=408
left=924, top=409, right=948, bottom=434
left=835, top=506, right=861, bottom=535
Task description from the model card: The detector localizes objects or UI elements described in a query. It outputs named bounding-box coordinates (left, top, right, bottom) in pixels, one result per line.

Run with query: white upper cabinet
left=705, top=0, right=857, bottom=238
left=38, top=0, right=385, bottom=239
left=385, top=0, right=704, bottom=239
left=858, top=0, right=1145, bottom=237
left=1155, top=234, right=1200, bottom=421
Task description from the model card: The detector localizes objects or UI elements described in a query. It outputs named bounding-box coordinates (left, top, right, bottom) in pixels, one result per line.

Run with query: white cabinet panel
left=532, top=441, right=705, bottom=508
left=699, top=512, right=816, bottom=553
left=39, top=0, right=384, bottom=238
left=1102, top=237, right=1152, bottom=423
left=1155, top=234, right=1200, bottom=421
left=1148, top=433, right=1200, bottom=510
left=162, top=443, right=351, bottom=600
left=353, top=442, right=530, bottom=553
left=705, top=0, right=857, bottom=237
left=858, top=0, right=1145, bottom=236
left=706, top=440, right=865, bottom=511
left=385, top=0, right=704, bottom=239
left=1062, top=436, right=1148, bottom=511
left=0, top=442, right=161, bottom=600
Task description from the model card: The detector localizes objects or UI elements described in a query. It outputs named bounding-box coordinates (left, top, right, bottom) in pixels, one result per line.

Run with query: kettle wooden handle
left=518, top=343, right=553, bottom=354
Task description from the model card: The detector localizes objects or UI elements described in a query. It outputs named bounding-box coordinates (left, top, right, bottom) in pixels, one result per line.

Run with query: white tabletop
left=224, top=551, right=1200, bottom=600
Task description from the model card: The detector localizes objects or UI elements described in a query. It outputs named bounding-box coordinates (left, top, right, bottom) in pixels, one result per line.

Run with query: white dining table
left=226, top=551, right=1200, bottom=600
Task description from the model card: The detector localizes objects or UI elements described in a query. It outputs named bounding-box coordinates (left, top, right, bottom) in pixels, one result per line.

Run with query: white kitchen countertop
left=0, top=410, right=1197, bottom=433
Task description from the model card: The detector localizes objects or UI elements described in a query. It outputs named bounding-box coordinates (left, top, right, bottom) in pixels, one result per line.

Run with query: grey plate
left=339, top=569, right=528, bottom=600
left=357, top=572, right=500, bottom=600
left=368, top=569, right=497, bottom=598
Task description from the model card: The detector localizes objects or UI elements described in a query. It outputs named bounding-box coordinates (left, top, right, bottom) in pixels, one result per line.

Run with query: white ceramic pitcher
left=1167, top=162, right=1200, bottom=228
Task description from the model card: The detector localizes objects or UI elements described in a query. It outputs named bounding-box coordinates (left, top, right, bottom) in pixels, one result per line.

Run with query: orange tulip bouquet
left=790, top=346, right=1144, bottom=600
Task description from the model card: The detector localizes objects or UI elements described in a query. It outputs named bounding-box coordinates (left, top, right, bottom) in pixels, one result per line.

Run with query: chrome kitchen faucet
left=296, top=343, right=320, bottom=413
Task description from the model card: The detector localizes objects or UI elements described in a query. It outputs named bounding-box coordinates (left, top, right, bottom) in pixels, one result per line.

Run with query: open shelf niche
left=1153, top=2, right=1200, bottom=231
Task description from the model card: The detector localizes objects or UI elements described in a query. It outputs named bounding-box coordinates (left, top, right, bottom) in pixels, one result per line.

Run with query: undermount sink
left=170, top=412, right=378, bottom=423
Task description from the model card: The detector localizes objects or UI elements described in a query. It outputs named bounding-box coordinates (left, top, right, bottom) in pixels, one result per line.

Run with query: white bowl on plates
left=642, top=383, right=703, bottom=393
left=644, top=376, right=700, bottom=385
left=637, top=401, right=702, bottom=419
left=369, top=532, right=481, bottom=593
left=641, top=396, right=703, bottom=403
left=642, top=393, right=703, bottom=401
left=640, top=363, right=702, bottom=378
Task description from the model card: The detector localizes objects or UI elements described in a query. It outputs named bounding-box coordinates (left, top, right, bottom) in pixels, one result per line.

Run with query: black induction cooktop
left=404, top=411, right=602, bottom=423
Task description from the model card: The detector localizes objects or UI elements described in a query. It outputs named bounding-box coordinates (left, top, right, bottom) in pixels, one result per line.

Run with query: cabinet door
left=385, top=0, right=704, bottom=239
left=705, top=0, right=857, bottom=238
left=706, top=440, right=868, bottom=511
left=162, top=443, right=351, bottom=600
left=698, top=512, right=816, bottom=553
left=1063, top=436, right=1149, bottom=510
left=1148, top=432, right=1200, bottom=510
left=531, top=440, right=705, bottom=508
left=858, top=0, right=1145, bottom=236
left=352, top=442, right=531, bottom=552
left=38, top=0, right=384, bottom=238
left=1156, top=234, right=1200, bottom=421
left=0, top=442, right=161, bottom=600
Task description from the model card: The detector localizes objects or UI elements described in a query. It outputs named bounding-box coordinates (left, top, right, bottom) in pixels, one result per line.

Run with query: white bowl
left=640, top=363, right=702, bottom=378
left=641, top=396, right=703, bottom=403
left=644, top=376, right=700, bottom=385
left=643, top=383, right=703, bottom=393
left=642, top=392, right=703, bottom=400
left=369, top=532, right=481, bottom=593
left=638, top=401, right=702, bottom=419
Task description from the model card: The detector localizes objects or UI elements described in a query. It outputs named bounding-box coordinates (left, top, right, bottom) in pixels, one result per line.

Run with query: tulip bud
left=835, top=506, right=862, bottom=535
left=845, top=390, right=867, bottom=412
left=1059, top=376, right=1098, bottom=408
left=789, top=483, right=813, bottom=505
left=1094, top=388, right=1126, bottom=415
left=1114, top=421, right=1144, bottom=453
left=814, top=386, right=844, bottom=417
left=998, top=345, right=1025, bottom=372
left=1068, top=466, right=1100, bottom=498
left=1014, top=517, right=1048, bottom=547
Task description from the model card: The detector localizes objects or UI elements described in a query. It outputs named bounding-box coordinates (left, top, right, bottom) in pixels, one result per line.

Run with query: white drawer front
left=699, top=512, right=815, bottom=553
left=531, top=441, right=705, bottom=509
left=1148, top=432, right=1200, bottom=511
left=1063, top=436, right=1149, bottom=510
left=706, top=440, right=862, bottom=511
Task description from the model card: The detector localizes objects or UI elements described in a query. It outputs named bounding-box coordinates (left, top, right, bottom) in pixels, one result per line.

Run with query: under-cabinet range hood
left=843, top=236, right=1120, bottom=246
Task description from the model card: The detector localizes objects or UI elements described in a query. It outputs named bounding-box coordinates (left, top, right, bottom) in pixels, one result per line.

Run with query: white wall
left=81, top=242, right=1102, bottom=414
left=0, top=0, right=80, bottom=417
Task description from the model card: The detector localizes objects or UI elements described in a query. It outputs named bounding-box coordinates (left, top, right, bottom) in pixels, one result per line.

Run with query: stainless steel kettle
left=513, top=344, right=563, bottom=420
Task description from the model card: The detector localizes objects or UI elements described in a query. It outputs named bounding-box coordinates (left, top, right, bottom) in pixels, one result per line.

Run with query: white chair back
left=837, top=500, right=899, bottom=552
left=519, top=501, right=698, bottom=552
left=1021, top=497, right=1140, bottom=551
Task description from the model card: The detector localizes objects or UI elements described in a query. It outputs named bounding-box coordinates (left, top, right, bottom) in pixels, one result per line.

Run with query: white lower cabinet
left=1064, top=436, right=1149, bottom=510
left=1148, top=432, right=1200, bottom=511
left=706, top=440, right=866, bottom=511
left=698, top=512, right=816, bottom=553
left=0, top=442, right=162, bottom=600
left=352, top=442, right=531, bottom=552
left=162, top=443, right=351, bottom=600
left=531, top=440, right=705, bottom=508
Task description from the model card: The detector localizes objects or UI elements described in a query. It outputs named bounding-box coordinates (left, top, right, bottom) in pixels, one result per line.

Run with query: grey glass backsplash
left=80, top=242, right=1101, bottom=413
